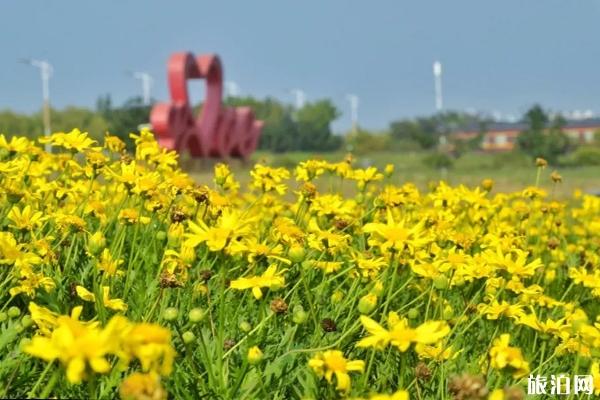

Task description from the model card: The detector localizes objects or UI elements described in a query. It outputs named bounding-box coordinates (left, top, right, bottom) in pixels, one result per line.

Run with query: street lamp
left=346, top=94, right=359, bottom=133
left=225, top=81, right=240, bottom=98
left=127, top=71, right=153, bottom=105
left=20, top=58, right=53, bottom=150
left=290, top=89, right=306, bottom=110
left=433, top=61, right=443, bottom=112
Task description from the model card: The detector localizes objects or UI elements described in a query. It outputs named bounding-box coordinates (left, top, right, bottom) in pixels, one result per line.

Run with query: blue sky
left=2, top=0, right=600, bottom=132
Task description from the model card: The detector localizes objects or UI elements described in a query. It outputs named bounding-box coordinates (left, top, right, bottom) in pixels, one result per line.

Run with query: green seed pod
left=0, top=312, right=7, bottom=323
left=442, top=305, right=454, bottom=320
left=357, top=294, right=377, bottom=314
left=21, top=315, right=33, bottom=328
left=292, top=309, right=308, bottom=324
left=156, top=231, right=167, bottom=241
left=288, top=246, right=306, bottom=263
left=188, top=308, right=206, bottom=323
left=432, top=275, right=448, bottom=290
left=182, top=331, right=196, bottom=344
left=239, top=320, right=252, bottom=333
left=7, top=306, right=21, bottom=318
left=14, top=322, right=23, bottom=333
left=407, top=308, right=419, bottom=319
left=19, top=338, right=31, bottom=351
left=163, top=307, right=178, bottom=321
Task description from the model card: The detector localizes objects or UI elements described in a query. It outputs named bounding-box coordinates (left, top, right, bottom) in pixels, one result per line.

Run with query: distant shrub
left=423, top=152, right=454, bottom=169
left=345, top=130, right=390, bottom=155
left=489, top=151, right=532, bottom=169
left=388, top=138, right=423, bottom=152
left=560, top=147, right=600, bottom=167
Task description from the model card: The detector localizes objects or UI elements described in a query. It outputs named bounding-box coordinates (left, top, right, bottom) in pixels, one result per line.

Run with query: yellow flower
left=229, top=265, right=285, bottom=299
left=104, top=133, right=126, bottom=153
left=7, top=204, right=44, bottom=231
left=119, top=208, right=151, bottom=225
left=118, top=321, right=175, bottom=376
left=357, top=313, right=450, bottom=352
left=250, top=163, right=290, bottom=195
left=76, top=285, right=96, bottom=302
left=370, top=390, right=409, bottom=400
left=486, top=248, right=543, bottom=278
left=214, top=163, right=240, bottom=192
left=352, top=166, right=384, bottom=189
left=102, top=286, right=128, bottom=312
left=363, top=209, right=428, bottom=254
left=488, top=389, right=504, bottom=400
left=76, top=285, right=128, bottom=312
left=247, top=346, right=264, bottom=364
left=10, top=270, right=55, bottom=297
left=119, top=372, right=167, bottom=400
left=28, top=302, right=58, bottom=336
left=39, top=128, right=98, bottom=152
left=185, top=209, right=252, bottom=252
left=97, top=248, right=124, bottom=277
left=489, top=334, right=530, bottom=379
left=295, top=159, right=327, bottom=181
left=590, top=362, right=600, bottom=395
left=308, top=350, right=364, bottom=392
left=25, top=315, right=112, bottom=383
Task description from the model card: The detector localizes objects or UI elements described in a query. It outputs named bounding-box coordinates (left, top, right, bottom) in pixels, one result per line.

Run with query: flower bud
left=239, top=320, right=252, bottom=333
left=188, top=308, right=206, bottom=323
left=21, top=315, right=33, bottom=328
left=7, top=306, right=20, bottom=318
left=292, top=307, right=308, bottom=324
left=331, top=290, right=344, bottom=303
left=442, top=305, right=454, bottom=320
left=87, top=231, right=106, bottom=255
left=0, top=312, right=7, bottom=322
left=358, top=294, right=377, bottom=314
left=155, top=231, right=167, bottom=241
left=371, top=281, right=384, bottom=296
left=384, top=164, right=394, bottom=177
left=407, top=308, right=419, bottom=319
left=163, top=307, right=178, bottom=321
left=481, top=179, right=494, bottom=191
left=551, top=170, right=562, bottom=183
left=247, top=346, right=263, bottom=365
left=433, top=275, right=448, bottom=290
left=288, top=245, right=306, bottom=263
left=182, top=331, right=196, bottom=344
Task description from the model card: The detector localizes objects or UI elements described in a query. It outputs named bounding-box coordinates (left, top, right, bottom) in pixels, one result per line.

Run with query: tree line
left=1, top=97, right=598, bottom=164
left=0, top=95, right=343, bottom=153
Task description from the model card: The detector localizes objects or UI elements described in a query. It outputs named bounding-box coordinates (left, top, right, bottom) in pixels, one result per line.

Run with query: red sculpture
left=150, top=52, right=263, bottom=158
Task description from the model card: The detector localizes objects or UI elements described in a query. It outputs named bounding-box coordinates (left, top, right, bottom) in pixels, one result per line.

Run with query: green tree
left=0, top=110, right=38, bottom=138
left=97, top=95, right=152, bottom=150
left=295, top=100, right=341, bottom=151
left=225, top=96, right=341, bottom=152
left=50, top=106, right=109, bottom=141
left=517, top=105, right=569, bottom=163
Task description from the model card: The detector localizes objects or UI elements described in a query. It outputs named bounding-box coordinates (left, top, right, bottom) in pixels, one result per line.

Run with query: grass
left=183, top=150, right=600, bottom=198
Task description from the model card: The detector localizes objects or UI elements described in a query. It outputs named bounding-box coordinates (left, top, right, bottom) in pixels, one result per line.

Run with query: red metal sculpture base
left=150, top=52, right=263, bottom=158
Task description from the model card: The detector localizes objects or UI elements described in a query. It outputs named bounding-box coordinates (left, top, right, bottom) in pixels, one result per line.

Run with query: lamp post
left=290, top=89, right=306, bottom=110
left=346, top=94, right=359, bottom=134
left=433, top=61, right=443, bottom=112
left=225, top=81, right=240, bottom=98
left=128, top=71, right=153, bottom=105
left=20, top=58, right=52, bottom=151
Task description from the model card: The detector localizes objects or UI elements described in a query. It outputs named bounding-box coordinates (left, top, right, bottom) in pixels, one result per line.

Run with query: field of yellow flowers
left=0, top=129, right=599, bottom=399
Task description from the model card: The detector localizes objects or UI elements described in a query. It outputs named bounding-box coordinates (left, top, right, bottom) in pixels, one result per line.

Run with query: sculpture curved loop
left=150, top=52, right=262, bottom=159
